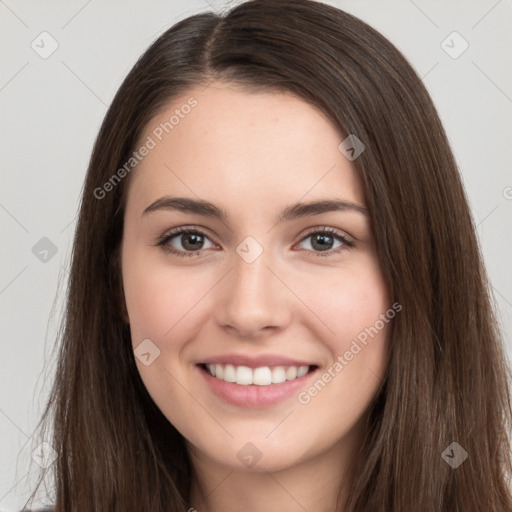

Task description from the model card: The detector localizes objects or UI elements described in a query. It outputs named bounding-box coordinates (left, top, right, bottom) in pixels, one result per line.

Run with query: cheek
left=122, top=253, right=211, bottom=346
left=296, top=254, right=390, bottom=346
left=295, top=260, right=391, bottom=417
left=121, top=254, right=204, bottom=431
left=294, top=254, right=391, bottom=389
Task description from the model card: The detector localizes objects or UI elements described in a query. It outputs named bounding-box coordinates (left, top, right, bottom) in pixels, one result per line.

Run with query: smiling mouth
left=198, top=363, right=318, bottom=386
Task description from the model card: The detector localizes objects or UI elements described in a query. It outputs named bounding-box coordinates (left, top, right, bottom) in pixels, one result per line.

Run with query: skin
left=121, top=81, right=392, bottom=512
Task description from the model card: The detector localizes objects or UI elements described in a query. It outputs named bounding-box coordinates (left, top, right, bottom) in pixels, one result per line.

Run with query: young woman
left=27, top=0, right=512, bottom=510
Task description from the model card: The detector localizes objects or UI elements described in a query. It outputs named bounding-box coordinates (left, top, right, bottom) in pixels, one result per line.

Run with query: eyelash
left=154, top=225, right=354, bottom=259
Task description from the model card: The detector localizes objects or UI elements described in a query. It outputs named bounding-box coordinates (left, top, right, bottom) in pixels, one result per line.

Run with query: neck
left=187, top=427, right=363, bottom=512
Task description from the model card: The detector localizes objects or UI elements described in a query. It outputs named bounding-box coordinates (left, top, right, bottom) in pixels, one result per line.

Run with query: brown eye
left=156, top=228, right=216, bottom=257
left=179, top=232, right=206, bottom=251
left=297, top=228, right=353, bottom=256
left=309, top=232, right=336, bottom=251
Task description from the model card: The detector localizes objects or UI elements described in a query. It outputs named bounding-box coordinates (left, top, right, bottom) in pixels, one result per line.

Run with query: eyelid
left=297, top=225, right=354, bottom=245
left=154, top=225, right=218, bottom=254
left=175, top=225, right=214, bottom=241
left=154, top=224, right=354, bottom=258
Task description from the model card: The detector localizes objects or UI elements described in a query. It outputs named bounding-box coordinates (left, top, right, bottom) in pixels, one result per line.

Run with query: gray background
left=1, top=0, right=511, bottom=509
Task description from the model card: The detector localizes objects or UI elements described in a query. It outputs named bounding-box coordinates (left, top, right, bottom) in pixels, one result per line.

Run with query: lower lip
left=197, top=365, right=318, bottom=408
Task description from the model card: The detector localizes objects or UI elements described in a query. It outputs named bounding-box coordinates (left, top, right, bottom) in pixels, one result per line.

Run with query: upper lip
left=199, top=354, right=317, bottom=368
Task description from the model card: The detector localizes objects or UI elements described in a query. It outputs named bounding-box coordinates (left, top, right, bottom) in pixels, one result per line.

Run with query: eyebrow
left=142, top=196, right=368, bottom=223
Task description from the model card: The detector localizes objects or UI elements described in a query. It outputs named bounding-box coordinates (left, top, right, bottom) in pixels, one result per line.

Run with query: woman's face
left=121, top=81, right=392, bottom=473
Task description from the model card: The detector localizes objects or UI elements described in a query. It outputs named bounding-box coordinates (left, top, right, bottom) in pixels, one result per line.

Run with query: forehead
left=125, top=81, right=364, bottom=217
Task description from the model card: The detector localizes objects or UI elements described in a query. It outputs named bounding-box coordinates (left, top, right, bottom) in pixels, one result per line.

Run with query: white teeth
left=224, top=364, right=236, bottom=382
left=205, top=363, right=312, bottom=385
left=297, top=365, right=309, bottom=378
left=285, top=366, right=297, bottom=380
left=271, top=366, right=287, bottom=384
left=236, top=365, right=253, bottom=385
left=253, top=367, right=272, bottom=386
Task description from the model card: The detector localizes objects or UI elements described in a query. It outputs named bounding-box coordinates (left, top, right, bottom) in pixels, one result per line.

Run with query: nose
left=213, top=245, right=293, bottom=340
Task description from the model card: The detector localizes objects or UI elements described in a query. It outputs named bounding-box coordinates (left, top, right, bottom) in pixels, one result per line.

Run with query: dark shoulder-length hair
left=28, top=0, right=512, bottom=510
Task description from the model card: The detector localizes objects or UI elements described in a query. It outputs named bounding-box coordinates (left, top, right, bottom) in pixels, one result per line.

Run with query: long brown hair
left=28, top=0, right=512, bottom=510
